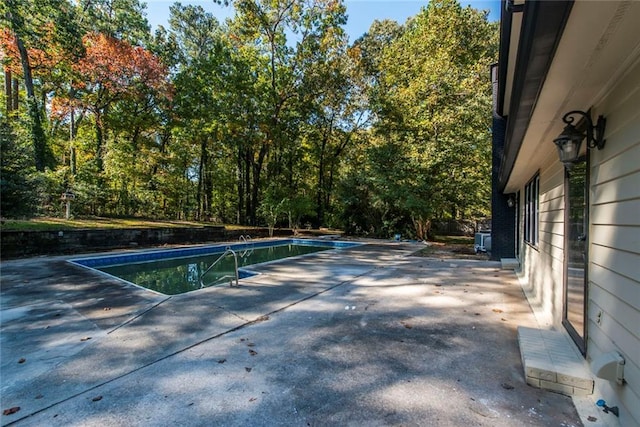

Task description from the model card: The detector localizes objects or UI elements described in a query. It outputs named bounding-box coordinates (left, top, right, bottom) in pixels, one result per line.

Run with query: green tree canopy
left=1, top=0, right=497, bottom=238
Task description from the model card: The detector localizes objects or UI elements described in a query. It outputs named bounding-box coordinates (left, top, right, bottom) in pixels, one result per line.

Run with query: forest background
left=1, top=0, right=498, bottom=240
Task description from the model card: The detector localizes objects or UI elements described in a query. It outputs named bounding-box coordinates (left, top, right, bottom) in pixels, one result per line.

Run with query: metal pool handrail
left=201, top=247, right=239, bottom=287
left=239, top=234, right=254, bottom=257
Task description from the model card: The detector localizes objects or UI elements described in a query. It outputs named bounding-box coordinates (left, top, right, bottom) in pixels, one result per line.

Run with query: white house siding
left=517, top=160, right=566, bottom=330
left=515, top=57, right=640, bottom=426
left=588, top=57, right=640, bottom=426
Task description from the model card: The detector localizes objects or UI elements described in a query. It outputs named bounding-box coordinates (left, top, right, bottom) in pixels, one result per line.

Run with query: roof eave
left=497, top=0, right=574, bottom=192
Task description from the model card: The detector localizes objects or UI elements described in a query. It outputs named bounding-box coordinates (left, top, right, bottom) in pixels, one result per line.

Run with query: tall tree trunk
left=94, top=112, right=104, bottom=172
left=11, top=77, right=19, bottom=111
left=4, top=68, right=12, bottom=114
left=236, top=146, right=244, bottom=224
left=129, top=126, right=142, bottom=215
left=16, top=36, right=47, bottom=171
left=251, top=143, right=268, bottom=226
left=244, top=149, right=252, bottom=225
left=69, top=110, right=76, bottom=174
left=316, top=138, right=326, bottom=227
left=196, top=149, right=203, bottom=221
left=197, top=137, right=210, bottom=221
left=68, top=87, right=82, bottom=175
left=326, top=162, right=335, bottom=212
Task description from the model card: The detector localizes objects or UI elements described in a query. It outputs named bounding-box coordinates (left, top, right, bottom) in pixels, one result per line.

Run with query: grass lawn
left=0, top=217, right=233, bottom=232
left=0, top=217, right=328, bottom=234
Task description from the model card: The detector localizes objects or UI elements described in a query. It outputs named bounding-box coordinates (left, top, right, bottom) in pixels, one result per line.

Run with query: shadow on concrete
left=0, top=241, right=581, bottom=426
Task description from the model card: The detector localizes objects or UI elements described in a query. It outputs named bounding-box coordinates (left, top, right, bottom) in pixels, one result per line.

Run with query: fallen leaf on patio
left=35, top=394, right=43, bottom=400
left=435, top=284, right=442, bottom=287
left=103, top=307, right=111, bottom=311
left=249, top=397, right=257, bottom=402
left=492, top=308, right=503, bottom=313
left=3, top=407, right=20, bottom=416
left=474, top=313, right=481, bottom=316
left=245, top=367, right=252, bottom=372
left=501, top=318, right=507, bottom=322
left=217, top=358, right=226, bottom=364
left=400, top=321, right=412, bottom=329
left=587, top=416, right=597, bottom=422
left=256, top=315, right=269, bottom=322
left=18, top=358, right=25, bottom=364
left=249, top=349, right=258, bottom=356
left=247, top=343, right=255, bottom=347
left=501, top=383, right=514, bottom=390
left=92, top=396, right=102, bottom=402
left=80, top=337, right=91, bottom=342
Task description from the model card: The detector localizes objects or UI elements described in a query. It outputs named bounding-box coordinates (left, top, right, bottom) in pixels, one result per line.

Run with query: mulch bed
left=413, top=240, right=490, bottom=260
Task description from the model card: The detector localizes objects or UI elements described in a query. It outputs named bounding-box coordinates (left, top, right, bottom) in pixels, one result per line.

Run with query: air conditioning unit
left=474, top=232, right=492, bottom=254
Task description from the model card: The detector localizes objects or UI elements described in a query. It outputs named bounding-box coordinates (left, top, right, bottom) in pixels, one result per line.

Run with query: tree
left=229, top=0, right=349, bottom=225
left=0, top=119, right=38, bottom=216
left=1, top=0, right=82, bottom=171
left=0, top=0, right=496, bottom=232
left=77, top=0, right=150, bottom=46
left=165, top=4, right=239, bottom=221
left=61, top=32, right=169, bottom=173
left=361, top=0, right=497, bottom=238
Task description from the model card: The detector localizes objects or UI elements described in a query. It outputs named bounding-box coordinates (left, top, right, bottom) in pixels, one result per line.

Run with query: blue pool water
left=70, top=239, right=360, bottom=295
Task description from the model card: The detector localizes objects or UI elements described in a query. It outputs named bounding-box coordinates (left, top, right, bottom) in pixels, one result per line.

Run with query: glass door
left=515, top=191, right=520, bottom=259
left=563, top=159, right=588, bottom=354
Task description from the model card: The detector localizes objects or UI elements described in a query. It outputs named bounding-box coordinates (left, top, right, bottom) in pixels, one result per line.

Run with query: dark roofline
left=497, top=0, right=574, bottom=191
left=496, top=1, right=513, bottom=117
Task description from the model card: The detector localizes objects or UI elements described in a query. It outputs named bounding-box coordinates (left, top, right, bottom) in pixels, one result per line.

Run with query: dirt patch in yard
left=413, top=235, right=490, bottom=260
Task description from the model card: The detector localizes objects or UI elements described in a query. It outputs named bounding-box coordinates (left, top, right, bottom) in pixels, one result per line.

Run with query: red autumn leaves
left=1, top=29, right=171, bottom=120
left=72, top=32, right=170, bottom=99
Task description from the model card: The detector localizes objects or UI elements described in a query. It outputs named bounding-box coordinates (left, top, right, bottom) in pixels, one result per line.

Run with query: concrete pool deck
left=1, top=239, right=593, bottom=426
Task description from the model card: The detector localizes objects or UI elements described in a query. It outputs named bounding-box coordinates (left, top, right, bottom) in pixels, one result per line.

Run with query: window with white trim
left=524, top=174, right=539, bottom=246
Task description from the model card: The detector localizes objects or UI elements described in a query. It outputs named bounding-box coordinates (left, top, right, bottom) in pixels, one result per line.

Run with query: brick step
left=517, top=326, right=594, bottom=396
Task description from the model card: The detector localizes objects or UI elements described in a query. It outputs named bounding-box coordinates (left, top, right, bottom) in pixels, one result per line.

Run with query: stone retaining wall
left=0, top=227, right=293, bottom=259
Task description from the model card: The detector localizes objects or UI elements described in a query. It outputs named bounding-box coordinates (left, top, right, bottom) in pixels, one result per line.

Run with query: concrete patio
left=1, top=240, right=592, bottom=426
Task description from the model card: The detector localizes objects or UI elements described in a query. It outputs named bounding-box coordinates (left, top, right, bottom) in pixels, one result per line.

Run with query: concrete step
left=501, top=258, right=520, bottom=270
left=517, top=326, right=594, bottom=396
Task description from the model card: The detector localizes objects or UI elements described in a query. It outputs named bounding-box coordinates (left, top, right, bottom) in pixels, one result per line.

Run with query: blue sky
left=144, top=0, right=501, bottom=42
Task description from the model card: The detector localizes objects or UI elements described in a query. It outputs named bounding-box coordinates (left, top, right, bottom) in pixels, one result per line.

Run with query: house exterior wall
left=491, top=99, right=517, bottom=259
left=496, top=0, right=640, bottom=423
left=515, top=56, right=640, bottom=426
left=587, top=57, right=640, bottom=426
left=517, top=160, right=565, bottom=330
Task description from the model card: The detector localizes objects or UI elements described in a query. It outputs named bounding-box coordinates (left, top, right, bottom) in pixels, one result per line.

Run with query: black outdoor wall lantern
left=553, top=110, right=606, bottom=169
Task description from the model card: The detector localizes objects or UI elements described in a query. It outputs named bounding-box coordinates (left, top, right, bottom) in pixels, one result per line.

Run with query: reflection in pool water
left=98, top=243, right=330, bottom=295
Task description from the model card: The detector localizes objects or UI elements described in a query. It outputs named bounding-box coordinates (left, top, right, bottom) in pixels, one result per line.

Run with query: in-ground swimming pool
left=70, top=239, right=360, bottom=295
